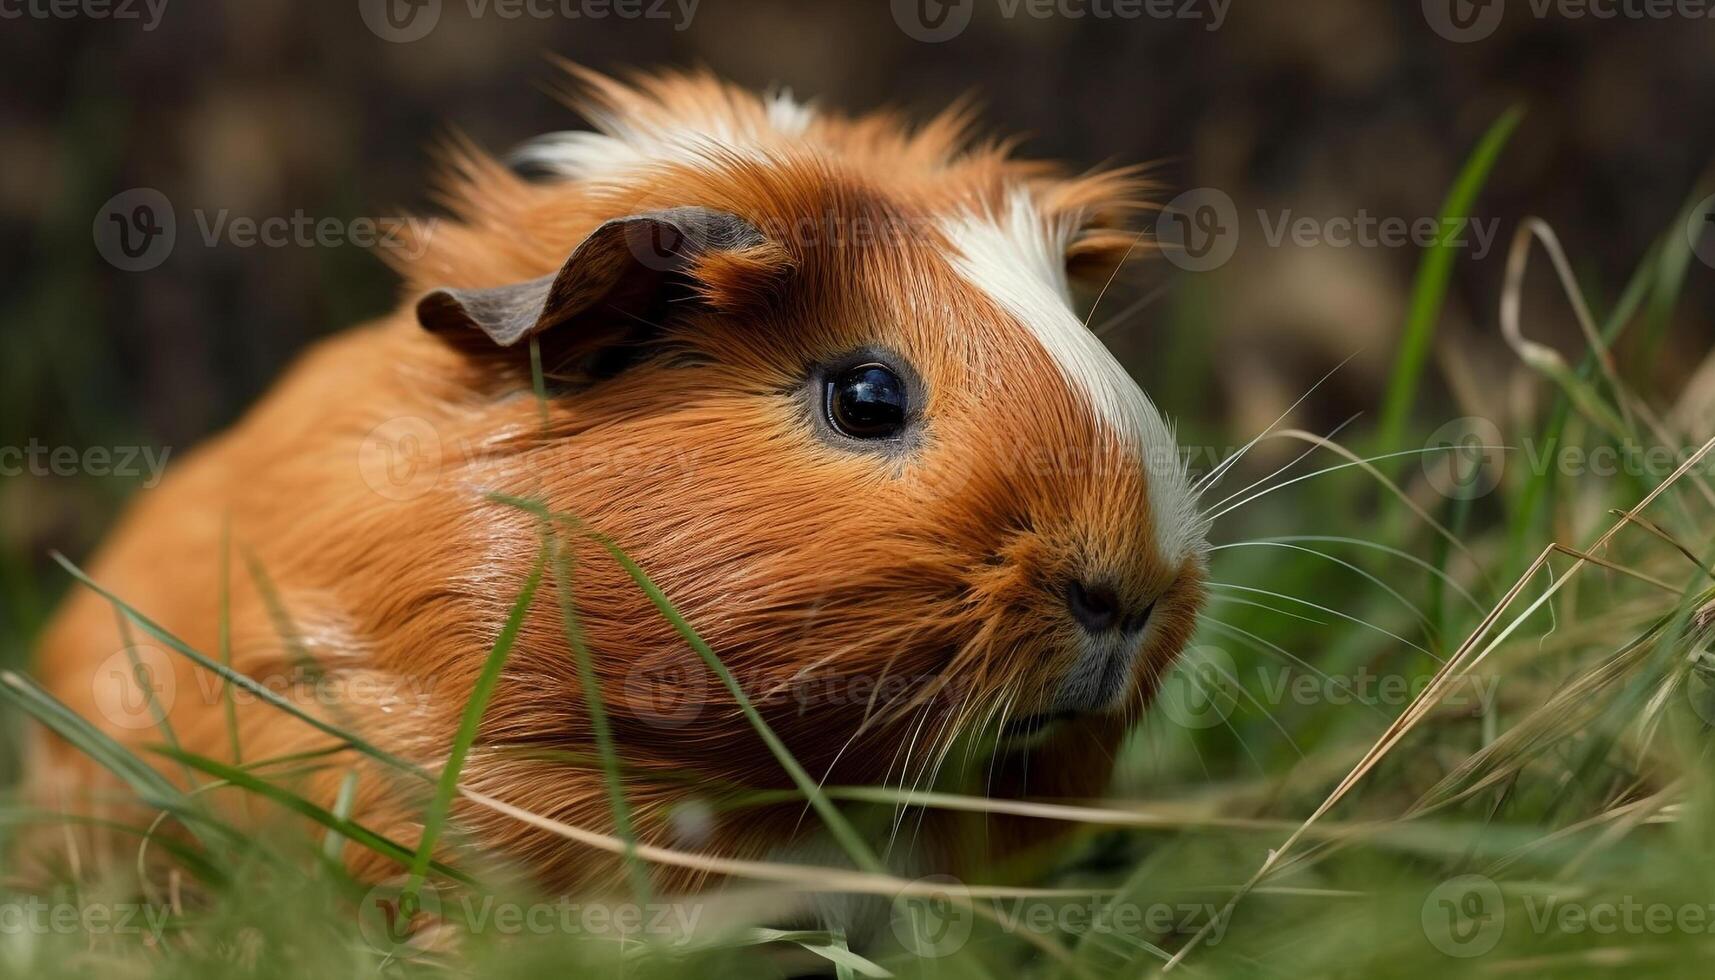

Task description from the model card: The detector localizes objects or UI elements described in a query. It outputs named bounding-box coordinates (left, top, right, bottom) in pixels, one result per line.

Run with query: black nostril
left=1122, top=600, right=1157, bottom=635
left=1067, top=581, right=1159, bottom=635
left=1066, top=580, right=1122, bottom=634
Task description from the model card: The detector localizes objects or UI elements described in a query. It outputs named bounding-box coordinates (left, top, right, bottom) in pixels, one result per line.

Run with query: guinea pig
left=29, top=66, right=1209, bottom=909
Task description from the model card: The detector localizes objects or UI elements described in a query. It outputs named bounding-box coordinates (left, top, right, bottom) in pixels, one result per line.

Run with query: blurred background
left=3, top=0, right=1714, bottom=719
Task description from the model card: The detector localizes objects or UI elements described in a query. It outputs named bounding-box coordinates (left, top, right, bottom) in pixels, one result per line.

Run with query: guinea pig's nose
left=1066, top=580, right=1154, bottom=635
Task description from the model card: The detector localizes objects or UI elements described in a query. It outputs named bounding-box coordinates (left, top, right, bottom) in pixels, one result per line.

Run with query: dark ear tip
left=415, top=278, right=551, bottom=348
left=415, top=209, right=776, bottom=352
left=415, top=289, right=464, bottom=333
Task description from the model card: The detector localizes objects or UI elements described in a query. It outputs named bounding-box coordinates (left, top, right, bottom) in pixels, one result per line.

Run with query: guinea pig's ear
left=1042, top=169, right=1155, bottom=287
left=1066, top=222, right=1146, bottom=286
left=415, top=207, right=783, bottom=349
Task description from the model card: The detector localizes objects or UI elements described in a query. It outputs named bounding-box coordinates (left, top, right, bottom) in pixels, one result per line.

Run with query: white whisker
left=1203, top=413, right=1361, bottom=514
left=1211, top=540, right=1438, bottom=640
left=1206, top=594, right=1329, bottom=626
left=1204, top=618, right=1390, bottom=721
left=1193, top=351, right=1363, bottom=496
left=1208, top=581, right=1441, bottom=661
left=1203, top=445, right=1507, bottom=524
left=1231, top=535, right=1485, bottom=610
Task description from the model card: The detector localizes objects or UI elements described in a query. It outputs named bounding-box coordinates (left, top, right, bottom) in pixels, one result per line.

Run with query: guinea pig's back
left=28, top=316, right=437, bottom=811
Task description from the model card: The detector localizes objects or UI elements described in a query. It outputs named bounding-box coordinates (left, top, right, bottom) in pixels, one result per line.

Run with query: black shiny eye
left=825, top=363, right=909, bottom=440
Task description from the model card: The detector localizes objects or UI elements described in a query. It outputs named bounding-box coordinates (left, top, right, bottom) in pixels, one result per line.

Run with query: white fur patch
left=763, top=88, right=815, bottom=136
left=511, top=88, right=814, bottom=181
left=939, top=190, right=1206, bottom=564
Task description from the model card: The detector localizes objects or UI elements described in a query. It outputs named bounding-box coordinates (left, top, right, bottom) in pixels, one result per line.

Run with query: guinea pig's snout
left=1031, top=568, right=1185, bottom=725
left=1065, top=579, right=1155, bottom=636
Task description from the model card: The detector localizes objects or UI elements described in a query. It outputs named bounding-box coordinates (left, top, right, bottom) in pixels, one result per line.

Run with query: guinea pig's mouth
left=986, top=572, right=1205, bottom=752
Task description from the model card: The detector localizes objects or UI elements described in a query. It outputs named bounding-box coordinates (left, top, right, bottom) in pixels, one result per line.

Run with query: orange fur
left=28, top=67, right=1205, bottom=910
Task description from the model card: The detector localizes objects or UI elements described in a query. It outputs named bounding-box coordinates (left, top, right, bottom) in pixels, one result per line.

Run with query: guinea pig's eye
left=825, top=363, right=909, bottom=440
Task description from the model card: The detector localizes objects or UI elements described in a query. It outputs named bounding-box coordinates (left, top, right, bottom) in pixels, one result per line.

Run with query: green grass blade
left=800, top=933, right=889, bottom=979
left=590, top=534, right=888, bottom=877
left=401, top=543, right=546, bottom=901
left=218, top=514, right=242, bottom=766
left=242, top=548, right=323, bottom=676
left=153, top=744, right=474, bottom=885
left=529, top=334, right=551, bottom=429
left=241, top=548, right=393, bottom=766
left=0, top=669, right=184, bottom=811
left=1505, top=237, right=1662, bottom=565
left=0, top=669, right=231, bottom=863
left=50, top=551, right=426, bottom=780
left=323, top=768, right=360, bottom=862
left=1505, top=183, right=1713, bottom=569
left=546, top=529, right=654, bottom=905
left=0, top=808, right=227, bottom=884
left=489, top=493, right=888, bottom=876
left=1638, top=181, right=1712, bottom=369
left=1377, top=105, right=1524, bottom=459
left=109, top=603, right=198, bottom=791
